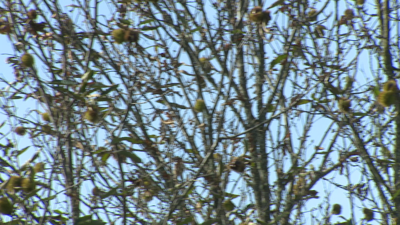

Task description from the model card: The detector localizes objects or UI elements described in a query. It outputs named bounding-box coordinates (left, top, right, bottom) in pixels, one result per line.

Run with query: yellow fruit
left=42, top=112, right=51, bottom=122
left=85, top=108, right=99, bottom=123
left=21, top=53, right=34, bottom=67
left=194, top=99, right=206, bottom=113
left=21, top=178, right=36, bottom=193
left=34, top=162, right=45, bottom=173
left=112, top=29, right=126, bottom=44
left=332, top=204, right=341, bottom=215
left=378, top=91, right=396, bottom=107
left=14, top=126, right=26, bottom=136
left=383, top=80, right=398, bottom=92
left=338, top=98, right=351, bottom=113
left=363, top=208, right=374, bottom=221
left=0, top=197, right=13, bottom=215
left=345, top=9, right=354, bottom=19
left=27, top=9, right=37, bottom=20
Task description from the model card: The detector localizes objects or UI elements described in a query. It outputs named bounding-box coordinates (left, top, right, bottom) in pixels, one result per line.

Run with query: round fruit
left=345, top=9, right=354, bottom=19
left=378, top=91, right=396, bottom=107
left=14, top=126, right=26, bottom=136
left=338, top=98, right=351, bottom=113
left=42, top=112, right=51, bottom=122
left=85, top=108, right=99, bottom=123
left=42, top=125, right=51, bottom=134
left=27, top=9, right=37, bottom=20
left=21, top=178, right=36, bottom=193
left=112, top=29, right=126, bottom=44
left=21, top=53, right=34, bottom=67
left=0, top=197, right=13, bottom=215
left=383, top=80, right=398, bottom=92
left=332, top=204, right=341, bottom=215
left=34, top=162, right=45, bottom=173
left=194, top=99, right=206, bottom=113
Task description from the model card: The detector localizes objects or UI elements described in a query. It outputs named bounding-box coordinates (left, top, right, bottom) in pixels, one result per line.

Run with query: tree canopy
left=0, top=0, right=399, bottom=224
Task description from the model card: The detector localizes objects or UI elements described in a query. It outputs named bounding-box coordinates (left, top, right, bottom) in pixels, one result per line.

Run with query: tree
left=0, top=0, right=399, bottom=224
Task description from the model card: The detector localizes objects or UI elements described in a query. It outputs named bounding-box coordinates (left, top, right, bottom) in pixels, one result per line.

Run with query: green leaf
left=141, top=26, right=158, bottom=31
left=297, top=99, right=312, bottom=105
left=190, top=27, right=201, bottom=33
left=371, top=85, right=380, bottom=97
left=169, top=103, right=189, bottom=109
left=10, top=95, right=23, bottom=99
left=101, top=153, right=110, bottom=163
left=42, top=195, right=57, bottom=201
left=118, top=151, right=142, bottom=163
left=111, top=137, right=143, bottom=144
left=49, top=80, right=77, bottom=86
left=139, top=19, right=155, bottom=25
left=16, top=146, right=30, bottom=157
left=270, top=54, right=288, bottom=69
left=118, top=18, right=131, bottom=25
left=225, top=193, right=240, bottom=199
left=177, top=217, right=193, bottom=225
left=101, top=85, right=119, bottom=95
left=201, top=220, right=218, bottom=225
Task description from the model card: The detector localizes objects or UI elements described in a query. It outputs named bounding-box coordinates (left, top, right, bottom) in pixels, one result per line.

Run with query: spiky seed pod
left=173, top=157, right=184, bottom=179
left=92, top=187, right=101, bottom=196
left=142, top=190, right=153, bottom=202
left=21, top=178, right=35, bottom=193
left=0, top=197, right=13, bottom=215
left=84, top=108, right=99, bottom=123
left=42, top=125, right=51, bottom=134
left=378, top=91, right=396, bottom=107
left=27, top=9, right=37, bottom=20
left=345, top=9, right=354, bottom=20
left=223, top=200, right=235, bottom=211
left=14, top=126, right=26, bottom=136
left=363, top=208, right=374, bottom=221
left=357, top=0, right=365, bottom=5
left=199, top=57, right=212, bottom=73
left=314, top=25, right=326, bottom=38
left=338, top=98, right=351, bottom=113
left=228, top=157, right=246, bottom=173
left=41, top=112, right=51, bottom=122
left=124, top=29, right=140, bottom=43
left=112, top=29, right=126, bottom=44
left=21, top=53, right=34, bottom=67
left=308, top=9, right=318, bottom=21
left=332, top=204, right=342, bottom=215
left=34, top=162, right=45, bottom=173
left=249, top=6, right=264, bottom=22
left=383, top=80, right=398, bottom=92
left=194, top=99, right=206, bottom=113
left=249, top=7, right=271, bottom=25
left=6, top=176, right=22, bottom=193
left=0, top=19, right=11, bottom=34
